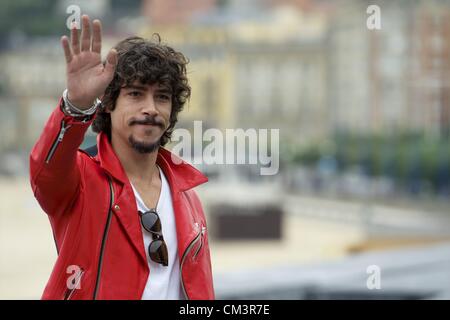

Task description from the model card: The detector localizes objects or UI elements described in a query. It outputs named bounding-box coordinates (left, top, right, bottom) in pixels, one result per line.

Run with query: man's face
left=109, top=81, right=172, bottom=153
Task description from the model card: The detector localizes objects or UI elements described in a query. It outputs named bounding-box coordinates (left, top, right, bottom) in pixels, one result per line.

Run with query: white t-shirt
left=131, top=166, right=183, bottom=300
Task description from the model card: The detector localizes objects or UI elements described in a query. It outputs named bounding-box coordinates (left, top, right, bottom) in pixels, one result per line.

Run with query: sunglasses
left=139, top=209, right=169, bottom=266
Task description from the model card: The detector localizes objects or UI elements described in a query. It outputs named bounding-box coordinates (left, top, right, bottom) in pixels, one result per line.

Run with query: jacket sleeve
left=29, top=98, right=95, bottom=217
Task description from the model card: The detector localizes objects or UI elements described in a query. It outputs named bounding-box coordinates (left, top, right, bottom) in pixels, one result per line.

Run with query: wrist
left=62, top=89, right=101, bottom=118
left=67, top=91, right=95, bottom=110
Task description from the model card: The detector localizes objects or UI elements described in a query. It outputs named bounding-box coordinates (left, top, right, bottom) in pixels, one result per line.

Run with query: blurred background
left=0, top=0, right=450, bottom=299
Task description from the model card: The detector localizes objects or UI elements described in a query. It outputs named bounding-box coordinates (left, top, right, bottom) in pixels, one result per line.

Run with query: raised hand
left=61, top=15, right=117, bottom=109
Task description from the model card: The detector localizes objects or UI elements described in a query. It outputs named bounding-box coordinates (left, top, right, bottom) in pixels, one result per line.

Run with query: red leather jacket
left=29, top=100, right=215, bottom=300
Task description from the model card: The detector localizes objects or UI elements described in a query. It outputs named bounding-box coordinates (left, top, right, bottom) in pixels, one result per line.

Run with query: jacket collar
left=95, top=132, right=208, bottom=192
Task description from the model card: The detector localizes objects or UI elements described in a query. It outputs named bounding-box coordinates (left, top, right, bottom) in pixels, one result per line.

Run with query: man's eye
left=128, top=91, right=141, bottom=97
left=157, top=94, right=171, bottom=101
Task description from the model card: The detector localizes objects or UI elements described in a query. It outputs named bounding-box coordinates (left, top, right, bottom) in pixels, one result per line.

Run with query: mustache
left=129, top=116, right=165, bottom=128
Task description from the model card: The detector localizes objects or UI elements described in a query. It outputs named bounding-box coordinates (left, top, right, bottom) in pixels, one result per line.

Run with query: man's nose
left=141, top=96, right=158, bottom=115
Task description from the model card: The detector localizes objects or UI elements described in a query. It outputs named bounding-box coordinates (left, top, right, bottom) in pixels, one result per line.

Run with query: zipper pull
left=58, top=122, right=71, bottom=142
left=45, top=120, right=72, bottom=164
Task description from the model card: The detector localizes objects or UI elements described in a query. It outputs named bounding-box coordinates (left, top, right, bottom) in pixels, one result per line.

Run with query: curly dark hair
left=92, top=35, right=191, bottom=146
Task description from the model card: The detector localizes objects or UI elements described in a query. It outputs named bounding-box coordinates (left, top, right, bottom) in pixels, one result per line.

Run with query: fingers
left=92, top=19, right=102, bottom=54
left=81, top=15, right=91, bottom=51
left=70, top=22, right=80, bottom=55
left=65, top=15, right=103, bottom=63
left=61, top=36, right=72, bottom=63
left=103, top=49, right=118, bottom=79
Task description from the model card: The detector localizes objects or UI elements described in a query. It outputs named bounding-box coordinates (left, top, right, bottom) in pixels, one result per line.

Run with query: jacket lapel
left=156, top=149, right=209, bottom=258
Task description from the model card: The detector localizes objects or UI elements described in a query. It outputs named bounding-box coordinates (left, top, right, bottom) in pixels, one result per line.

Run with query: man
left=29, top=15, right=214, bottom=300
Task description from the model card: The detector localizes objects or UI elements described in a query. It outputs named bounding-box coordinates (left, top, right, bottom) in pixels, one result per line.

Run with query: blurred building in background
left=0, top=0, right=449, bottom=300
left=328, top=0, right=450, bottom=138
left=139, top=0, right=329, bottom=147
left=1, top=0, right=449, bottom=156
left=142, top=0, right=216, bottom=25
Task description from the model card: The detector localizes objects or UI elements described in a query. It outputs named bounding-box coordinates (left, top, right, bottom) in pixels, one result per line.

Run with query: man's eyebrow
left=122, top=84, right=172, bottom=94
left=156, top=88, right=172, bottom=95
left=122, top=84, right=147, bottom=91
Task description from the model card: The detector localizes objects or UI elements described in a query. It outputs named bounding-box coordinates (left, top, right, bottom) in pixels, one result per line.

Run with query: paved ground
left=214, top=242, right=450, bottom=299
left=0, top=178, right=57, bottom=299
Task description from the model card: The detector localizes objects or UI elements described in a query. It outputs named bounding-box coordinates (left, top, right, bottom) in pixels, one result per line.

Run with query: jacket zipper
left=52, top=230, right=59, bottom=256
left=180, top=229, right=202, bottom=300
left=64, top=268, right=85, bottom=300
left=194, top=227, right=206, bottom=258
left=45, top=120, right=71, bottom=164
left=92, top=175, right=114, bottom=299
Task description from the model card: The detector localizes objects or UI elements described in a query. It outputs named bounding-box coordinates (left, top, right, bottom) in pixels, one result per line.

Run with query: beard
left=128, top=134, right=161, bottom=154
left=127, top=115, right=166, bottom=154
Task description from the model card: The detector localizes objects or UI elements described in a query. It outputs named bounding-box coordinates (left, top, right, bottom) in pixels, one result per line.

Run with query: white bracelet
left=62, top=89, right=101, bottom=116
